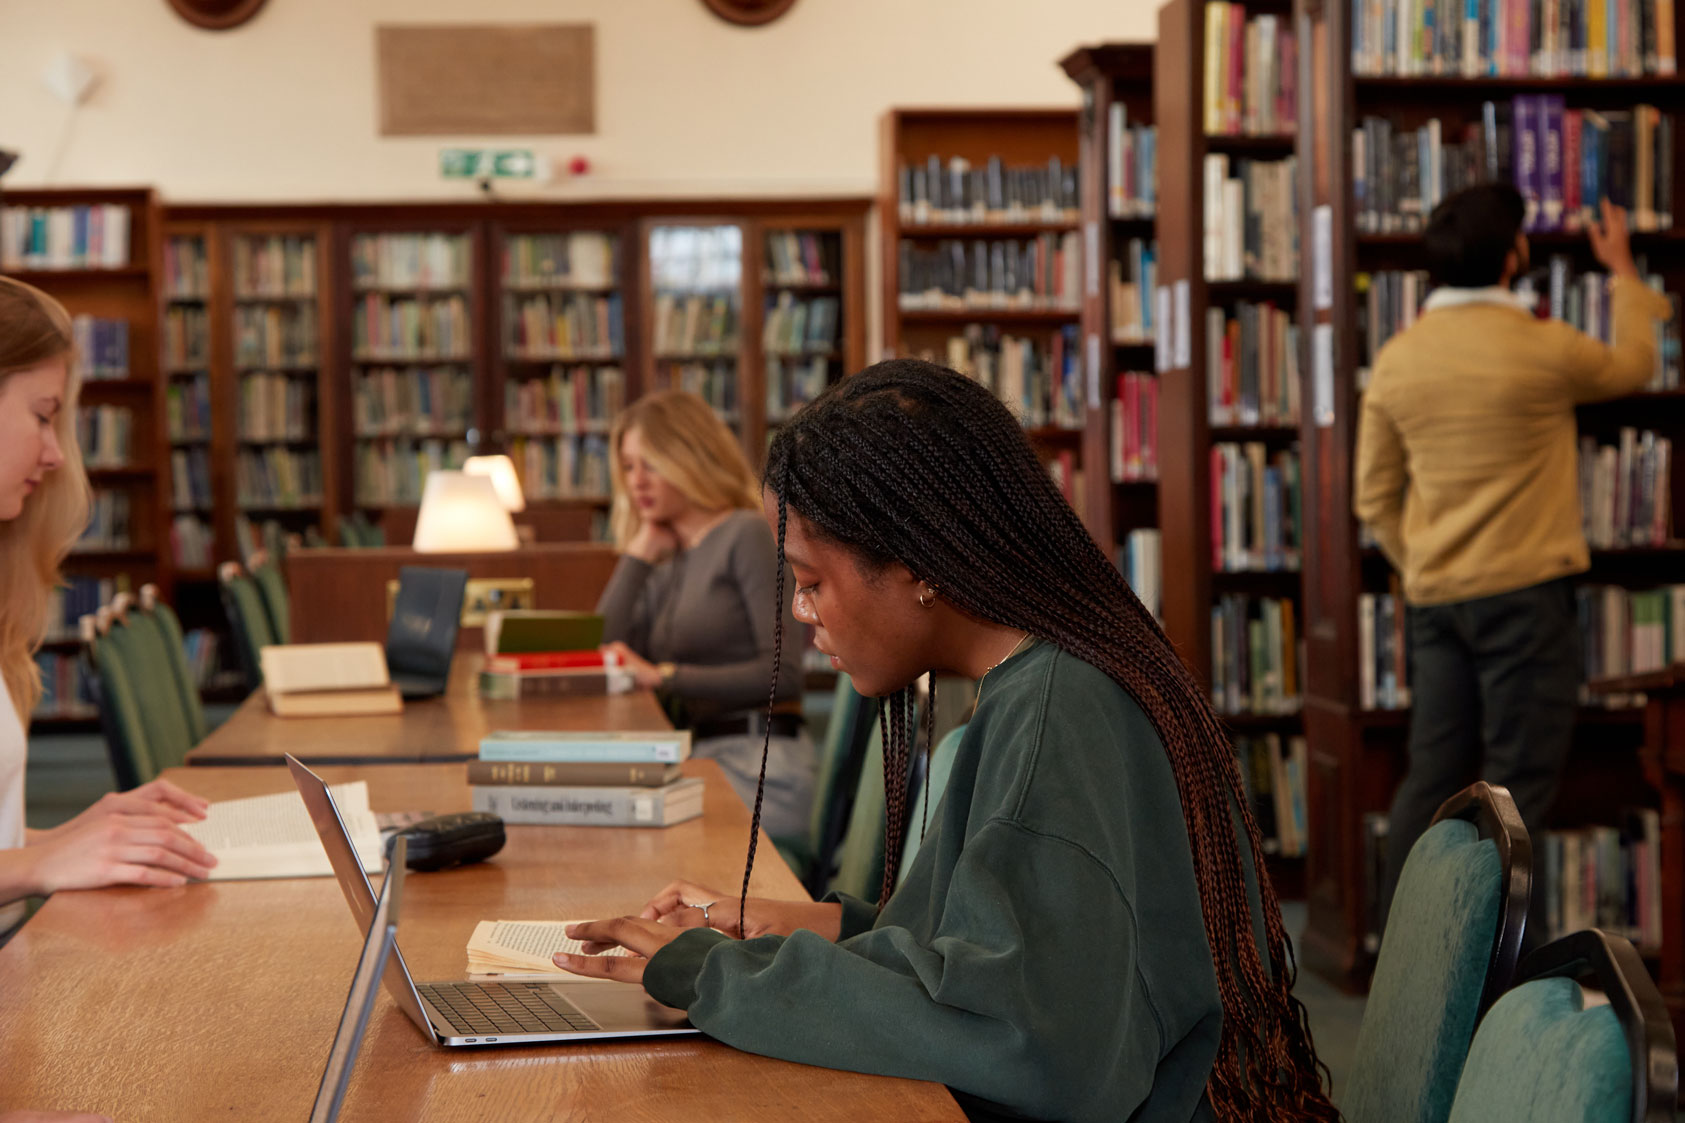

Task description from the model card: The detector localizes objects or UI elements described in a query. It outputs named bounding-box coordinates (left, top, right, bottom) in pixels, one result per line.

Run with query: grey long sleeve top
left=596, top=510, right=802, bottom=725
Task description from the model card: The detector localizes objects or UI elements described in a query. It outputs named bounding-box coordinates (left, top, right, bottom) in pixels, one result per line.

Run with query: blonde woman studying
left=596, top=391, right=811, bottom=837
left=0, top=277, right=215, bottom=939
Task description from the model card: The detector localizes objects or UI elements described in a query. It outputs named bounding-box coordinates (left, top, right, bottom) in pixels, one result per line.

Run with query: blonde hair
left=608, top=391, right=758, bottom=548
left=0, top=277, right=90, bottom=716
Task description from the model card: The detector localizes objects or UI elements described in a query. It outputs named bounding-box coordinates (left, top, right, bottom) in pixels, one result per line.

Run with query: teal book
left=478, top=730, right=691, bottom=764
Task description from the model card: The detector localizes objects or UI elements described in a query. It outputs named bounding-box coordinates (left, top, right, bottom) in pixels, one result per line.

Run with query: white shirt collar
left=1421, top=285, right=1539, bottom=314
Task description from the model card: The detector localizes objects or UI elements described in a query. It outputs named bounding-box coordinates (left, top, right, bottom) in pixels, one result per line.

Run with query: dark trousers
left=1381, top=577, right=1581, bottom=936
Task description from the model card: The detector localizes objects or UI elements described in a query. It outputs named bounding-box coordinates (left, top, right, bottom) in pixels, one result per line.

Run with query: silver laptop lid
left=311, top=837, right=406, bottom=1123
left=286, top=754, right=437, bottom=1037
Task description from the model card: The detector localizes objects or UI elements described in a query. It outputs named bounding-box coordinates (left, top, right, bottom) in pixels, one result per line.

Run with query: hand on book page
left=466, top=920, right=638, bottom=983
left=181, top=782, right=383, bottom=881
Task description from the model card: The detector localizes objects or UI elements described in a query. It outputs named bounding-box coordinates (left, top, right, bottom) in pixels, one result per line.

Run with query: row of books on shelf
left=763, top=292, right=840, bottom=355
left=652, top=293, right=738, bottom=357
left=354, top=438, right=469, bottom=507
left=164, top=306, right=209, bottom=370
left=1538, top=816, right=1665, bottom=949
left=502, top=232, right=617, bottom=291
left=505, top=366, right=624, bottom=436
left=171, top=514, right=214, bottom=570
left=233, top=234, right=318, bottom=299
left=353, top=366, right=474, bottom=437
left=78, top=406, right=134, bottom=470
left=510, top=434, right=612, bottom=502
left=171, top=448, right=211, bottom=511
left=1579, top=583, right=1685, bottom=681
left=236, top=304, right=318, bottom=369
left=1110, top=239, right=1158, bottom=344
left=33, top=653, right=95, bottom=720
left=938, top=324, right=1085, bottom=431
left=1580, top=429, right=1673, bottom=548
left=238, top=447, right=322, bottom=510
left=352, top=294, right=471, bottom=361
left=1238, top=733, right=1309, bottom=857
left=1207, top=302, right=1302, bottom=426
left=1118, top=527, right=1163, bottom=621
left=72, top=315, right=130, bottom=380
left=167, top=375, right=210, bottom=442
left=0, top=205, right=130, bottom=270
left=1107, top=108, right=1157, bottom=220
left=1203, top=155, right=1299, bottom=283
left=1202, top=4, right=1300, bottom=138
left=503, top=292, right=623, bottom=360
left=43, top=576, right=123, bottom=642
left=164, top=238, right=209, bottom=298
left=895, top=155, right=1081, bottom=227
left=766, top=357, right=833, bottom=424
left=1357, top=588, right=1413, bottom=711
left=1211, top=594, right=1302, bottom=717
left=74, top=491, right=132, bottom=553
left=1354, top=101, right=1675, bottom=235
left=897, top=233, right=1083, bottom=311
left=660, top=362, right=738, bottom=420
left=351, top=233, right=471, bottom=291
left=1213, top=443, right=1304, bottom=573
left=1112, top=372, right=1161, bottom=483
left=240, top=372, right=316, bottom=442
left=1352, top=0, right=1678, bottom=78
left=765, top=232, right=837, bottom=286
left=182, top=627, right=229, bottom=688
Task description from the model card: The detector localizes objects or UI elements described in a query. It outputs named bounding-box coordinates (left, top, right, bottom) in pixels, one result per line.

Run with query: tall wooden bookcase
left=1293, top=0, right=1685, bottom=1028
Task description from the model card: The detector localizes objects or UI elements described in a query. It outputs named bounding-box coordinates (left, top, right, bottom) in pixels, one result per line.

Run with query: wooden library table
left=186, top=652, right=673, bottom=766
left=0, top=760, right=963, bottom=1122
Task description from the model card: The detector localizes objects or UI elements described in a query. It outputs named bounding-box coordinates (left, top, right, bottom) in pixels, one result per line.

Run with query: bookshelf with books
left=879, top=109, right=1094, bottom=515
left=759, top=215, right=868, bottom=442
left=1293, top=0, right=1685, bottom=1012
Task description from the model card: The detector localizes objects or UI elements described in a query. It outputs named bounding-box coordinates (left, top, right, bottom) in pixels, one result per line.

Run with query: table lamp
left=462, top=453, right=526, bottom=513
left=412, top=471, right=519, bottom=553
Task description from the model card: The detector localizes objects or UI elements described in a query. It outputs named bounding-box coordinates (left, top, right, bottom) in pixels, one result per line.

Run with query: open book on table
left=467, top=919, right=637, bottom=983
left=182, top=781, right=383, bottom=880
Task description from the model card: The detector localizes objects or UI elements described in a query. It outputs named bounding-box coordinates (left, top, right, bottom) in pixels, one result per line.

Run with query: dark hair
left=741, top=359, right=1337, bottom=1119
left=1424, top=183, right=1527, bottom=287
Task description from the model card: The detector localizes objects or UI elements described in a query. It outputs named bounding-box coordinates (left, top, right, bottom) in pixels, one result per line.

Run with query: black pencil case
left=386, top=811, right=506, bottom=871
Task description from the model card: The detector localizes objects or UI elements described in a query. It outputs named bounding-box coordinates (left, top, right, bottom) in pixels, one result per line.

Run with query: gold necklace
left=979, top=631, right=1032, bottom=685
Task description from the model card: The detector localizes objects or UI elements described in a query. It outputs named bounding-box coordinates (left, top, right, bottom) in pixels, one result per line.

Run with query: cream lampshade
left=412, top=470, right=520, bottom=553
left=463, top=453, right=526, bottom=513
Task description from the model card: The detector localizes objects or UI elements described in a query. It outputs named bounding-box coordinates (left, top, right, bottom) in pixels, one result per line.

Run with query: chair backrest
left=897, top=723, right=966, bottom=887
left=1447, top=929, right=1678, bottom=1123
left=336, top=515, right=364, bottom=548
left=1342, top=781, right=1532, bottom=1123
left=140, top=583, right=207, bottom=745
left=790, top=674, right=875, bottom=888
left=82, top=611, right=155, bottom=790
left=104, top=595, right=196, bottom=774
left=250, top=553, right=291, bottom=645
left=355, top=512, right=385, bottom=547
left=220, top=561, right=277, bottom=690
left=826, top=710, right=888, bottom=904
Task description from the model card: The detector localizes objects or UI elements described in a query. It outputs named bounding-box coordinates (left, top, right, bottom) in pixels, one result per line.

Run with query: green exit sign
left=440, top=148, right=538, bottom=179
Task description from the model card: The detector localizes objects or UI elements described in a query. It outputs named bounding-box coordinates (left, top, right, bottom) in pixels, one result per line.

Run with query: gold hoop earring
left=918, top=585, right=937, bottom=609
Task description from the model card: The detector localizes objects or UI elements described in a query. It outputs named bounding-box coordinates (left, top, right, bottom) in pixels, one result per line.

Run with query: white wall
left=0, top=0, right=1156, bottom=202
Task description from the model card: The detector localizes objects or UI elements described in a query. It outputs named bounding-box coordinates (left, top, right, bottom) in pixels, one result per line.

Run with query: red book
left=484, top=650, right=610, bottom=673
left=1122, top=373, right=1141, bottom=479
left=1563, top=110, right=1583, bottom=227
left=1211, top=445, right=1228, bottom=570
left=1141, top=376, right=1159, bottom=479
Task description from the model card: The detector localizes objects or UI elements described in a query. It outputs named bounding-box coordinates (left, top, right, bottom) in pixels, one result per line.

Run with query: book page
left=183, top=782, right=382, bottom=880
left=260, top=642, right=391, bottom=694
left=467, top=919, right=636, bottom=982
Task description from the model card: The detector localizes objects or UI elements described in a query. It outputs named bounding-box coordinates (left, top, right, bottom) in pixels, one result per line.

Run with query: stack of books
left=470, top=731, right=702, bottom=827
left=478, top=609, right=630, bottom=699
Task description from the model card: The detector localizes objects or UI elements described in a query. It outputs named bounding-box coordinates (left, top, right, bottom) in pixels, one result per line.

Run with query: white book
left=103, top=205, right=129, bottom=268
left=182, top=781, right=382, bottom=881
left=466, top=919, right=636, bottom=982
left=1358, top=594, right=1378, bottom=709
left=1109, top=103, right=1127, bottom=217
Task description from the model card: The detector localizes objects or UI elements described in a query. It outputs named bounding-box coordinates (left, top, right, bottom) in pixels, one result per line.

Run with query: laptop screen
left=385, top=567, right=468, bottom=684
left=287, top=754, right=437, bottom=1037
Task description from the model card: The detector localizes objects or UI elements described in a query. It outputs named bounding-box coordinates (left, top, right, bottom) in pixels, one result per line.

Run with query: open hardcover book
left=260, top=642, right=403, bottom=718
left=466, top=919, right=636, bottom=983
left=182, top=781, right=384, bottom=880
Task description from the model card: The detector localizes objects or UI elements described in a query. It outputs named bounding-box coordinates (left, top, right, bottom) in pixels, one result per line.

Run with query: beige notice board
left=377, top=24, right=596, bottom=136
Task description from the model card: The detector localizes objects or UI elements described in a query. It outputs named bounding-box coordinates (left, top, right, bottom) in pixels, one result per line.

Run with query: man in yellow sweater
left=1355, top=184, right=1673, bottom=920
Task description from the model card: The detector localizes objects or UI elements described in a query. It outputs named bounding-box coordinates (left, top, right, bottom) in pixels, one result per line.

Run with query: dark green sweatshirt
left=644, top=641, right=1229, bottom=1122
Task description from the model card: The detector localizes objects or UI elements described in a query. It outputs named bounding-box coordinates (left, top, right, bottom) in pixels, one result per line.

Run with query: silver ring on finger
left=696, top=900, right=718, bottom=928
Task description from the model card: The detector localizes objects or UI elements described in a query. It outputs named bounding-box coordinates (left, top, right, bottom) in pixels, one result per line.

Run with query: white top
left=0, top=679, right=28, bottom=934
left=1421, top=284, right=1538, bottom=314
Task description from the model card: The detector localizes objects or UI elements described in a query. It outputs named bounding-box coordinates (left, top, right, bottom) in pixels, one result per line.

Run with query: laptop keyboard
left=418, top=981, right=602, bottom=1036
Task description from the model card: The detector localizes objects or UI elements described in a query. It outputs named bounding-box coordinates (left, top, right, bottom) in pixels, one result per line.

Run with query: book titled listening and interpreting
left=471, top=777, right=705, bottom=827
left=477, top=730, right=691, bottom=764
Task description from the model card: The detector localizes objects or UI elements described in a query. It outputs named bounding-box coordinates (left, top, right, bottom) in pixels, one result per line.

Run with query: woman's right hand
left=635, top=879, right=843, bottom=942
left=1588, top=198, right=1639, bottom=279
left=26, top=810, right=216, bottom=894
left=626, top=520, right=679, bottom=564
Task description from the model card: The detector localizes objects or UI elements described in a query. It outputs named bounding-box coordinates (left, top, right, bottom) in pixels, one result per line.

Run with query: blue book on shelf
left=478, top=730, right=692, bottom=764
left=607, top=294, right=624, bottom=354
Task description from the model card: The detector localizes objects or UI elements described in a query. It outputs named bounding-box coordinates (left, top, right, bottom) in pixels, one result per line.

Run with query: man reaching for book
left=1354, top=186, right=1673, bottom=932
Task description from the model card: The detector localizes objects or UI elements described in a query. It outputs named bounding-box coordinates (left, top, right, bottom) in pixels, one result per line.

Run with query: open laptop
left=287, top=753, right=695, bottom=1047
left=384, top=567, right=468, bottom=699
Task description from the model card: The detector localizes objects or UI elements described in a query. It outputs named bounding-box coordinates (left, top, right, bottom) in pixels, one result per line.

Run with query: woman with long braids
left=556, top=360, right=1339, bottom=1122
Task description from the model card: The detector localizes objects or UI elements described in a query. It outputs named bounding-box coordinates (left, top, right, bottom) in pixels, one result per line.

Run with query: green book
left=484, top=610, right=604, bottom=655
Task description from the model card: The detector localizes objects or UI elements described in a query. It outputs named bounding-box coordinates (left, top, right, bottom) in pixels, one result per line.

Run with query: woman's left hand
left=552, top=916, right=693, bottom=984
left=601, top=641, right=664, bottom=690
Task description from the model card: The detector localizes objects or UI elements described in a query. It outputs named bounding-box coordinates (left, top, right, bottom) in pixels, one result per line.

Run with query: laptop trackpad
left=551, top=982, right=692, bottom=1031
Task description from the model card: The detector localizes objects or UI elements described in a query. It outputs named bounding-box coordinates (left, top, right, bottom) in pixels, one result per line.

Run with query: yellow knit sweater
left=1354, top=275, right=1674, bottom=606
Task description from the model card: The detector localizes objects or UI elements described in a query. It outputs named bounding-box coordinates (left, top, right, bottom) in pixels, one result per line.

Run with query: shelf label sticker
left=1313, top=205, right=1333, bottom=311
left=1086, top=220, right=1100, bottom=298
left=1313, top=322, right=1335, bottom=428
left=1173, top=280, right=1191, bottom=369
left=1087, top=331, right=1101, bottom=410
left=1155, top=285, right=1171, bottom=373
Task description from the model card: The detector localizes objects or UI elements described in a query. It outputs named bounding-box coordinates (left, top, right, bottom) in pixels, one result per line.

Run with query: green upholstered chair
left=826, top=713, right=888, bottom=903
left=103, top=594, right=196, bottom=775
left=249, top=552, right=291, bottom=645
left=897, top=723, right=967, bottom=888
left=139, top=583, right=207, bottom=745
left=336, top=515, right=365, bottom=548
left=1342, top=781, right=1533, bottom=1123
left=775, top=673, right=875, bottom=892
left=220, top=561, right=277, bottom=691
left=83, top=610, right=156, bottom=790
left=1447, top=929, right=1677, bottom=1123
